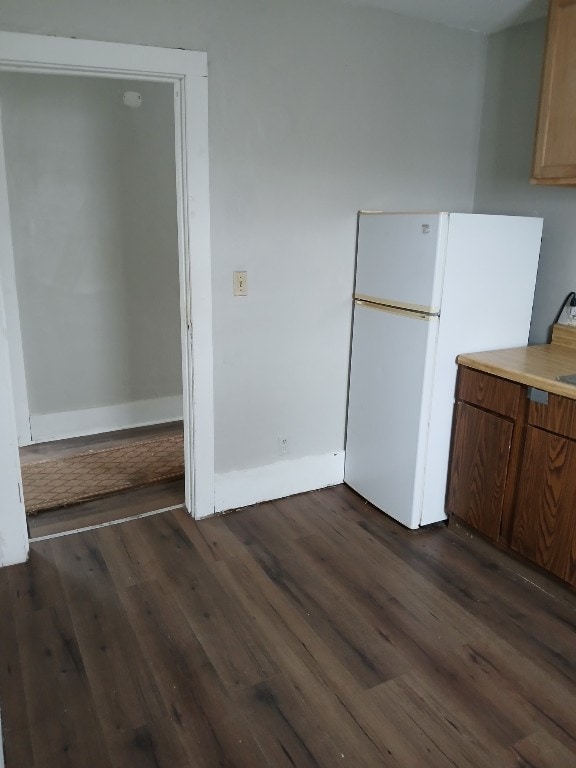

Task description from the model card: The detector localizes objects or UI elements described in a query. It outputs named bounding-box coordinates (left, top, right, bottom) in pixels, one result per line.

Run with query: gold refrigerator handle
left=354, top=293, right=438, bottom=316
left=354, top=298, right=438, bottom=322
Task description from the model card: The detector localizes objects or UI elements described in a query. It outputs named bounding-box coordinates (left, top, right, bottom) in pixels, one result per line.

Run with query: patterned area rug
left=22, top=434, right=185, bottom=515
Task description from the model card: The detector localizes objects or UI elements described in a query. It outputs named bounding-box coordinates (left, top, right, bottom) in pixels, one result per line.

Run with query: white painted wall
left=0, top=0, right=487, bottom=483
left=474, top=19, right=576, bottom=344
left=0, top=73, right=182, bottom=439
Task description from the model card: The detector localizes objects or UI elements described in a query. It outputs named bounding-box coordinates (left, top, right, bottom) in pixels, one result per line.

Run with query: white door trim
left=0, top=32, right=215, bottom=548
left=0, top=98, right=32, bottom=445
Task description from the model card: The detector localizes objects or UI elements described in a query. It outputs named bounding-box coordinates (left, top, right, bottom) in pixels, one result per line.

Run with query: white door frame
left=0, top=32, right=215, bottom=564
left=0, top=99, right=32, bottom=445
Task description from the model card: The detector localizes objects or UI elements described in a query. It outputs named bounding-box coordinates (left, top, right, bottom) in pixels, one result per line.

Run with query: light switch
left=233, top=270, right=248, bottom=296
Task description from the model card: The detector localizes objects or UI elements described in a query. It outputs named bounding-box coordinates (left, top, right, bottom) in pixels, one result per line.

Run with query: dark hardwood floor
left=1, top=484, right=575, bottom=767
left=27, top=479, right=185, bottom=540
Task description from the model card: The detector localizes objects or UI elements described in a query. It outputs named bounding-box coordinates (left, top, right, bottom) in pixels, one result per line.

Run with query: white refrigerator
left=344, top=212, right=543, bottom=529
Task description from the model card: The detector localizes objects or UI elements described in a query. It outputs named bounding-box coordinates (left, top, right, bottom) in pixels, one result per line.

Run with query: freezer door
left=344, top=301, right=439, bottom=529
left=355, top=213, right=449, bottom=313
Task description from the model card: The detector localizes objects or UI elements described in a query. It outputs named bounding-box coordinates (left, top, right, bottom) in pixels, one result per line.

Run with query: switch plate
left=233, top=271, right=248, bottom=296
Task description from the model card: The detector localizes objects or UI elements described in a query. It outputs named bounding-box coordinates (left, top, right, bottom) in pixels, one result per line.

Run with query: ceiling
left=340, top=0, right=548, bottom=34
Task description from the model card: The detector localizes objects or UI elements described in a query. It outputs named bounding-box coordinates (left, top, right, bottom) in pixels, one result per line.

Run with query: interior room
left=0, top=72, right=186, bottom=530
left=0, top=0, right=575, bottom=766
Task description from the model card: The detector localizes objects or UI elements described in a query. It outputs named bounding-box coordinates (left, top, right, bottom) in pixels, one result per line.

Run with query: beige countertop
left=457, top=324, right=576, bottom=400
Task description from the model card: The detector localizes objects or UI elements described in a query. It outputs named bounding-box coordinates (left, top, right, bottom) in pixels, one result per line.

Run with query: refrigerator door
left=344, top=300, right=439, bottom=529
left=418, top=213, right=543, bottom=527
left=355, top=213, right=449, bottom=314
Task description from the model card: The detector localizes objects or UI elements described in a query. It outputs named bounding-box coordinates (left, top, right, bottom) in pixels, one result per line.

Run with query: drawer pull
left=528, top=387, right=549, bottom=405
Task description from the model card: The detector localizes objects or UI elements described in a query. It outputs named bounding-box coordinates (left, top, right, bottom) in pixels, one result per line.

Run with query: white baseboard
left=27, top=395, right=183, bottom=444
left=212, top=451, right=345, bottom=516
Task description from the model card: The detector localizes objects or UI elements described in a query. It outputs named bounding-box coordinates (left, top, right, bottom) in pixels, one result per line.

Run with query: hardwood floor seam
left=29, top=504, right=184, bottom=542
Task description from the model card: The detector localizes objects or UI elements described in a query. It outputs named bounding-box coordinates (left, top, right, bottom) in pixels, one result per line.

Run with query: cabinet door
left=532, top=0, right=576, bottom=184
left=447, top=402, right=513, bottom=541
left=511, top=427, right=576, bottom=586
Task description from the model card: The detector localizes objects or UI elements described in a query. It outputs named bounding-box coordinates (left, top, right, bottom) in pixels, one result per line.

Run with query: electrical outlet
left=278, top=436, right=288, bottom=456
left=233, top=270, right=248, bottom=296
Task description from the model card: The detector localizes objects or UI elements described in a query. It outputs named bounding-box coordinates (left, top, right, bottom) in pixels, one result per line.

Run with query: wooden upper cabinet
left=532, top=0, right=576, bottom=185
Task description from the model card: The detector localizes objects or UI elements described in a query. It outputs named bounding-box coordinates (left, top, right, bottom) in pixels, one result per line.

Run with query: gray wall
left=474, top=19, right=576, bottom=343
left=0, top=73, right=182, bottom=416
left=0, top=0, right=487, bottom=472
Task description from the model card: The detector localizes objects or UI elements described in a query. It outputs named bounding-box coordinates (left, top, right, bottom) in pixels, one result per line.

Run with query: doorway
left=1, top=72, right=187, bottom=529
left=0, top=32, right=214, bottom=567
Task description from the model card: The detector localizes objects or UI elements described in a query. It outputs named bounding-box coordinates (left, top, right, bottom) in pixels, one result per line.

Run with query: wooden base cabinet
left=447, top=367, right=524, bottom=545
left=448, top=366, right=576, bottom=588
left=511, top=427, right=576, bottom=586
left=447, top=402, right=513, bottom=541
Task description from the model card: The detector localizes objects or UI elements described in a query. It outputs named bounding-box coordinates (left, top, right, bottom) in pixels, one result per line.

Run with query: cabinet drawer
left=529, top=393, right=576, bottom=440
left=457, top=367, right=522, bottom=419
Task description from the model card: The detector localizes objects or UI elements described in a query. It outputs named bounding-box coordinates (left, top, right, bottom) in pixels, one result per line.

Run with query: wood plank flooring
left=1, top=484, right=575, bottom=767
left=27, top=479, right=185, bottom=539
